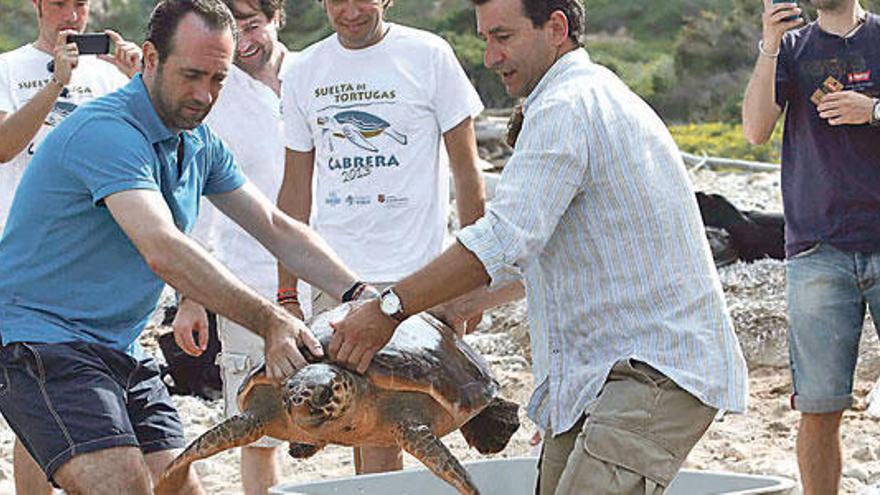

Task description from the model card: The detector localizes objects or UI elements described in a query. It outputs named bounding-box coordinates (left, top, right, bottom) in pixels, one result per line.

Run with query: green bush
left=669, top=122, right=783, bottom=163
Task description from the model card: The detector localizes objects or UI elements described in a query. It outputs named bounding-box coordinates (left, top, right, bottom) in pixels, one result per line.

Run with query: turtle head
left=283, top=363, right=356, bottom=428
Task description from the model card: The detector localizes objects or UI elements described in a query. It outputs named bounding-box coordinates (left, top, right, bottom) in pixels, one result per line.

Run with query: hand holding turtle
left=329, top=299, right=398, bottom=373
left=264, top=316, right=324, bottom=380
left=171, top=297, right=210, bottom=357
left=817, top=91, right=876, bottom=125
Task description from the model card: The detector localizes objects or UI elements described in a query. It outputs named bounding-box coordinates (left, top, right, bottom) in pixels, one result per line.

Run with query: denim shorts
left=0, top=340, right=185, bottom=483
left=786, top=243, right=880, bottom=413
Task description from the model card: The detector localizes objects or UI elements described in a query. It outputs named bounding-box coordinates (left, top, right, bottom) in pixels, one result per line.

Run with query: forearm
left=742, top=51, right=783, bottom=144
left=263, top=208, right=357, bottom=302
left=453, top=164, right=485, bottom=228
left=0, top=81, right=64, bottom=163
left=445, top=119, right=485, bottom=227
left=151, top=230, right=289, bottom=338
left=396, top=241, right=490, bottom=316
left=276, top=150, right=314, bottom=293
left=450, top=281, right=525, bottom=319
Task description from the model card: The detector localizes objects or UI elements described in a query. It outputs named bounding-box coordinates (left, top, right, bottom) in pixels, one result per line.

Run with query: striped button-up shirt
left=457, top=49, right=748, bottom=436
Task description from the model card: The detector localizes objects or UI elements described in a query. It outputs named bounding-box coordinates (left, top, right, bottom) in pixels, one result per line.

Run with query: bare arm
left=212, top=179, right=356, bottom=300
left=443, top=117, right=487, bottom=332
left=444, top=117, right=485, bottom=228
left=104, top=187, right=323, bottom=379
left=742, top=0, right=803, bottom=144
left=0, top=31, right=75, bottom=163
left=276, top=148, right=316, bottom=314
left=430, top=281, right=525, bottom=335
left=1, top=30, right=140, bottom=164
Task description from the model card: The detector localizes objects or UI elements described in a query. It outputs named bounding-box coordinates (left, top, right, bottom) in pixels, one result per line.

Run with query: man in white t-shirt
left=0, top=1, right=140, bottom=492
left=169, top=0, right=295, bottom=493
left=0, top=1, right=140, bottom=233
left=278, top=0, right=486, bottom=475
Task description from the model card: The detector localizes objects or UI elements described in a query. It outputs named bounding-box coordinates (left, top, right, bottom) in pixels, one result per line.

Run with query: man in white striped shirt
left=331, top=0, right=749, bottom=492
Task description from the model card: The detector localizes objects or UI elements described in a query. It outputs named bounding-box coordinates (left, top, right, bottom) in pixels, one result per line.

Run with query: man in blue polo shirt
left=0, top=0, right=359, bottom=493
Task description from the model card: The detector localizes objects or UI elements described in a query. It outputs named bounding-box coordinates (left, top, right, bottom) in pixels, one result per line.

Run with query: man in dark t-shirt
left=742, top=0, right=880, bottom=493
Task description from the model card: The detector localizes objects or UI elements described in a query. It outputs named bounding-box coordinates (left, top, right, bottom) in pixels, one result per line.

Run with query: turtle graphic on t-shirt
left=44, top=101, right=78, bottom=127
left=317, top=110, right=408, bottom=153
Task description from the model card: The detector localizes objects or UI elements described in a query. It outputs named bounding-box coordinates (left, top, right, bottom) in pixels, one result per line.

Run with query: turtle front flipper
left=393, top=421, right=479, bottom=495
left=154, top=412, right=268, bottom=495
left=288, top=441, right=325, bottom=459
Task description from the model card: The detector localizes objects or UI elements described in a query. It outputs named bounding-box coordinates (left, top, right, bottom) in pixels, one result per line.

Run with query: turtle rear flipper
left=155, top=413, right=268, bottom=495
left=394, top=421, right=479, bottom=495
left=460, top=397, right=520, bottom=454
left=288, top=441, right=325, bottom=459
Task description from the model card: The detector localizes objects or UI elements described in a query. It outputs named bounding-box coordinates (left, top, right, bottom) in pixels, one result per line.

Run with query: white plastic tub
left=269, top=457, right=795, bottom=495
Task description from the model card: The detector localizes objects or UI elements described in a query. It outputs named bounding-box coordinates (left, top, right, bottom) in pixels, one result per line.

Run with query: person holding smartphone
left=0, top=0, right=142, bottom=231
left=0, top=1, right=141, bottom=492
left=743, top=1, right=880, bottom=493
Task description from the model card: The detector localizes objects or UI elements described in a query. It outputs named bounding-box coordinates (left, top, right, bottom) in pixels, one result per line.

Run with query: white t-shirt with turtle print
left=0, top=43, right=128, bottom=231
left=282, top=23, right=484, bottom=282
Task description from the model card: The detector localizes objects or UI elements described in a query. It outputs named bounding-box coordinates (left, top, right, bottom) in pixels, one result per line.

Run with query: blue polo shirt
left=0, top=75, right=246, bottom=354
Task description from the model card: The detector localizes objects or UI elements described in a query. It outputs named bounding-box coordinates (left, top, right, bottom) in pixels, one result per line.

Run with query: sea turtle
left=317, top=110, right=408, bottom=153
left=155, top=303, right=520, bottom=495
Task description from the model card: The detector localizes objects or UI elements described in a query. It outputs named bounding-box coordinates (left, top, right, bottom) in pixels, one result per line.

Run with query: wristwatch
left=871, top=98, right=880, bottom=126
left=379, top=286, right=407, bottom=322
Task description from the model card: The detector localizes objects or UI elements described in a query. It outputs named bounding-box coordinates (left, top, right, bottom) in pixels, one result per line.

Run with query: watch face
left=380, top=290, right=401, bottom=315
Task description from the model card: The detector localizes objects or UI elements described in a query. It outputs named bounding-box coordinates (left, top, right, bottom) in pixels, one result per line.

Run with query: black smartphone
left=67, top=33, right=110, bottom=55
left=771, top=0, right=801, bottom=22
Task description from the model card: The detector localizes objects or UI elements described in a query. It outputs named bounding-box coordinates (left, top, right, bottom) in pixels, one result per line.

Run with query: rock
left=845, top=465, right=871, bottom=483
left=854, top=445, right=877, bottom=462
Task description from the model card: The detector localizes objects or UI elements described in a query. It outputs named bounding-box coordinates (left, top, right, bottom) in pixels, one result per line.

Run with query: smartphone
left=771, top=0, right=801, bottom=22
left=67, top=33, right=110, bottom=55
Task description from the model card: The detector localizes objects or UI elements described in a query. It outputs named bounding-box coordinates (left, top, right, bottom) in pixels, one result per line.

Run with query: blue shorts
left=0, top=341, right=185, bottom=484
left=786, top=243, right=880, bottom=413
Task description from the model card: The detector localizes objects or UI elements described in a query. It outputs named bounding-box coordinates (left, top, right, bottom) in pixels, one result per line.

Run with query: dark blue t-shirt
left=776, top=14, right=880, bottom=256
left=0, top=75, right=246, bottom=354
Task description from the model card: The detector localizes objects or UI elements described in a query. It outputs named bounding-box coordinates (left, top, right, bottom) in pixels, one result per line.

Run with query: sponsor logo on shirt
left=325, top=192, right=342, bottom=207
left=345, top=195, right=371, bottom=206
left=849, top=70, right=871, bottom=83
left=377, top=194, right=409, bottom=208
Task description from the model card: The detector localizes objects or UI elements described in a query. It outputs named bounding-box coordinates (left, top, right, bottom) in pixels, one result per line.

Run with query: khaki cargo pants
left=537, top=359, right=717, bottom=495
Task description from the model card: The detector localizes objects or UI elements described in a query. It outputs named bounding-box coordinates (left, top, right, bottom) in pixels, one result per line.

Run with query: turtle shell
left=332, top=110, right=390, bottom=131
left=238, top=302, right=499, bottom=418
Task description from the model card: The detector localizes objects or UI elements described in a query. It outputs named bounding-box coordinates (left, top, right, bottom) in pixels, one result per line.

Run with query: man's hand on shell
left=264, top=317, right=323, bottom=381
left=329, top=299, right=397, bottom=374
